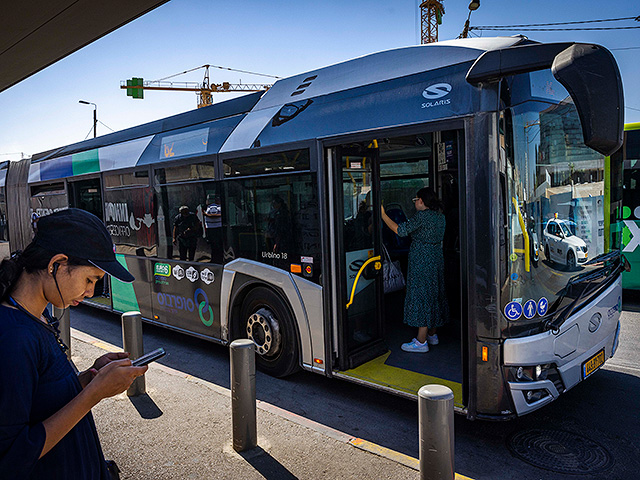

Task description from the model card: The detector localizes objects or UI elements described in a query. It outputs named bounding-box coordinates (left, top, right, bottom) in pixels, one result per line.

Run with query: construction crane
left=121, top=65, right=276, bottom=108
left=420, top=0, right=445, bottom=44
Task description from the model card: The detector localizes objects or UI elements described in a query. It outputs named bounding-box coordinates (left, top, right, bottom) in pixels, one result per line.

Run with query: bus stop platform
left=71, top=328, right=473, bottom=480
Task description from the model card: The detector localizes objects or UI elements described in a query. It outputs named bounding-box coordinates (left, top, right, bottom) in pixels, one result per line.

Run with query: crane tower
left=420, top=0, right=444, bottom=44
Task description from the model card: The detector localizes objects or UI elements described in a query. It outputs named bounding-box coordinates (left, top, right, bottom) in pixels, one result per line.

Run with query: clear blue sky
left=0, top=0, right=637, bottom=158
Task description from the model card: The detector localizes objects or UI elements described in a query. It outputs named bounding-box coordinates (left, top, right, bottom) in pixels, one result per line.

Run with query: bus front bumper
left=502, top=276, right=622, bottom=416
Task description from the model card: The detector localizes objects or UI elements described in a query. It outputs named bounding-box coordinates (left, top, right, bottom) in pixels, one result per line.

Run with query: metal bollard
left=418, top=384, right=455, bottom=480
left=53, top=306, right=71, bottom=360
left=230, top=339, right=257, bottom=452
left=121, top=311, right=145, bottom=396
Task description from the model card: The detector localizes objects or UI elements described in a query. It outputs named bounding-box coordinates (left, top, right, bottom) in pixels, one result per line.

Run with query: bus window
left=155, top=182, right=211, bottom=263
left=30, top=183, right=67, bottom=218
left=103, top=184, right=156, bottom=258
left=0, top=187, right=7, bottom=242
left=223, top=174, right=321, bottom=283
left=500, top=69, right=616, bottom=333
left=223, top=149, right=310, bottom=176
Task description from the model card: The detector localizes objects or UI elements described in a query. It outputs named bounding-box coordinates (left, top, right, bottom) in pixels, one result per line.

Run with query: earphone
left=52, top=262, right=59, bottom=276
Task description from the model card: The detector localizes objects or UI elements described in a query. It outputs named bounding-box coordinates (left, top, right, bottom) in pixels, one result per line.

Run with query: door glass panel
left=342, top=153, right=379, bottom=349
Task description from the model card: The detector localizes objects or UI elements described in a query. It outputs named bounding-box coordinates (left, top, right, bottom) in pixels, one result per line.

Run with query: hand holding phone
left=131, top=347, right=166, bottom=367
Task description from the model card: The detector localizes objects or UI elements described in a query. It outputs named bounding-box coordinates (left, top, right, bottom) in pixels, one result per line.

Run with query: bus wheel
left=239, top=287, right=300, bottom=378
left=567, top=250, right=577, bottom=270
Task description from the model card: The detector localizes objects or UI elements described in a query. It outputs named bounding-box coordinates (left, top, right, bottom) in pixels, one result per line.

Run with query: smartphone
left=131, top=347, right=166, bottom=367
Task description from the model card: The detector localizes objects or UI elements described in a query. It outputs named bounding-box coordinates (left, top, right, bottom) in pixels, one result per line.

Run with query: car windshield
left=560, top=223, right=573, bottom=237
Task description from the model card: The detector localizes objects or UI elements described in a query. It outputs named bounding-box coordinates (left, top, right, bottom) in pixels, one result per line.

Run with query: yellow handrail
left=346, top=255, right=381, bottom=309
left=512, top=197, right=530, bottom=273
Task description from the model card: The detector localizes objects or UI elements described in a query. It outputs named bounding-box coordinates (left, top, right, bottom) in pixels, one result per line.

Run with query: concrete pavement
left=72, top=329, right=472, bottom=480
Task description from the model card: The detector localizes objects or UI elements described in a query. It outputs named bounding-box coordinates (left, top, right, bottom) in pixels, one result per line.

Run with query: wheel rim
left=246, top=307, right=282, bottom=357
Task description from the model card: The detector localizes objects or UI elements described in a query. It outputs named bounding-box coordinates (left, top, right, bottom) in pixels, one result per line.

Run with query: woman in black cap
left=0, top=208, right=146, bottom=479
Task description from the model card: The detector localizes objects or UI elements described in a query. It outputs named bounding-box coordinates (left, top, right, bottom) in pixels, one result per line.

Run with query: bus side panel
left=112, top=255, right=153, bottom=320
left=150, top=260, right=222, bottom=340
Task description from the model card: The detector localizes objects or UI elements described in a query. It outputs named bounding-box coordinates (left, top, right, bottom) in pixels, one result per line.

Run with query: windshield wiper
left=543, top=256, right=624, bottom=332
left=584, top=250, right=621, bottom=266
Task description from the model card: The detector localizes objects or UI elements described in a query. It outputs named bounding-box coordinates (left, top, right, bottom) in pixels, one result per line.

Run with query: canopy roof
left=0, top=0, right=169, bottom=93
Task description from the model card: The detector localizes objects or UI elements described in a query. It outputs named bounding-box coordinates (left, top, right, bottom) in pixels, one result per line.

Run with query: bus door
left=332, top=143, right=387, bottom=370
left=68, top=177, right=110, bottom=303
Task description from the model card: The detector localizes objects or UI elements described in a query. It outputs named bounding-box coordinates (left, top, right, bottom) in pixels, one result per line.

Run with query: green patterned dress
left=397, top=209, right=449, bottom=328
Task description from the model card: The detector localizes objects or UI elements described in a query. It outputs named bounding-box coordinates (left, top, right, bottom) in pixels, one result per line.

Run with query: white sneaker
left=427, top=334, right=439, bottom=345
left=401, top=338, right=429, bottom=353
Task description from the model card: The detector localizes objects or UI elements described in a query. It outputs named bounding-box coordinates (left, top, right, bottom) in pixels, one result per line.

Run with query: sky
left=0, top=0, right=638, bottom=159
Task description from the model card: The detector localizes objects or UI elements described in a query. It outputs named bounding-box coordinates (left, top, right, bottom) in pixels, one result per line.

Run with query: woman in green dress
left=381, top=188, right=449, bottom=353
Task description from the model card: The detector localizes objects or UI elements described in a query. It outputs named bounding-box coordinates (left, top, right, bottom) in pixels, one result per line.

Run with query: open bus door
left=332, top=143, right=387, bottom=370
left=329, top=131, right=467, bottom=410
left=67, top=177, right=111, bottom=305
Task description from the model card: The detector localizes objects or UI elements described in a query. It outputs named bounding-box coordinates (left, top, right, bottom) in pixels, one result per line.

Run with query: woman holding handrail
left=381, top=188, right=449, bottom=353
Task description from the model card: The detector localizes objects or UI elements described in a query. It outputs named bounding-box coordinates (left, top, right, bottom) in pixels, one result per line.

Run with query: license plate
left=582, top=349, right=605, bottom=379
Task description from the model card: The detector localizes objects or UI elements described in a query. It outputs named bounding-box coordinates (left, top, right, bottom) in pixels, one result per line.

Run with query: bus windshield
left=500, top=69, right=622, bottom=333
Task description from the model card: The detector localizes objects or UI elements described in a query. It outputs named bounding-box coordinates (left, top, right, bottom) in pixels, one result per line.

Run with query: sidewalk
left=73, top=329, right=467, bottom=480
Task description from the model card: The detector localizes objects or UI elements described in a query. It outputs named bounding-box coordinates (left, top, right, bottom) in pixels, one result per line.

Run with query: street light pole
left=78, top=100, right=97, bottom=138
left=460, top=1, right=480, bottom=39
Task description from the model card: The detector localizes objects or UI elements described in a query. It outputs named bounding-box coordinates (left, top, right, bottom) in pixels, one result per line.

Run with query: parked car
left=543, top=218, right=588, bottom=269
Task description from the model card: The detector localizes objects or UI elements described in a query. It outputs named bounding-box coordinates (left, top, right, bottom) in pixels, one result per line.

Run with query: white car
left=543, top=219, right=588, bottom=269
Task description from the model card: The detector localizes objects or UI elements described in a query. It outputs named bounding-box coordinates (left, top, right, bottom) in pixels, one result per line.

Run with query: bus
left=619, top=124, right=640, bottom=289
left=0, top=36, right=625, bottom=419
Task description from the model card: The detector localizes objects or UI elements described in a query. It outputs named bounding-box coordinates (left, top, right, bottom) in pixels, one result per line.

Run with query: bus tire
left=239, top=287, right=300, bottom=378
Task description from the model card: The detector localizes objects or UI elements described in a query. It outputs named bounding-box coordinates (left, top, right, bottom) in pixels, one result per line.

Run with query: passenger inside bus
left=381, top=188, right=449, bottom=353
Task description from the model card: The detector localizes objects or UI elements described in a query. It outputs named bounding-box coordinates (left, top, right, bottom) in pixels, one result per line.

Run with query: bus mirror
left=466, top=42, right=624, bottom=157
left=551, top=44, right=624, bottom=157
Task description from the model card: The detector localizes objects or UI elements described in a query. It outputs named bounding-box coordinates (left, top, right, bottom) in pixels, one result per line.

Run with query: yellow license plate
left=582, top=349, right=605, bottom=379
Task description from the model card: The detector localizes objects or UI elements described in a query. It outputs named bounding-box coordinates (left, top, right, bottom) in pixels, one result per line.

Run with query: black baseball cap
left=34, top=208, right=135, bottom=283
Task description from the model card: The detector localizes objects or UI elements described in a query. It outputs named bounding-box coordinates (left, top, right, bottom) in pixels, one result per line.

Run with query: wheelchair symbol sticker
left=537, top=297, right=549, bottom=316
left=523, top=299, right=537, bottom=319
left=504, top=301, right=523, bottom=321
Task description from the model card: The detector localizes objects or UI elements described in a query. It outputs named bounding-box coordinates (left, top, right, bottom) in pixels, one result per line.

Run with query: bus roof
left=29, top=36, right=528, bottom=183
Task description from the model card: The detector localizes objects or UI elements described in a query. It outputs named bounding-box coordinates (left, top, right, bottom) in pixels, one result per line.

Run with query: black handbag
left=382, top=244, right=405, bottom=294
left=106, top=460, right=120, bottom=480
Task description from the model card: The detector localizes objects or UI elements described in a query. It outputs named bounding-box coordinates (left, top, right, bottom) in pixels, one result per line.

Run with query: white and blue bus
left=0, top=36, right=626, bottom=419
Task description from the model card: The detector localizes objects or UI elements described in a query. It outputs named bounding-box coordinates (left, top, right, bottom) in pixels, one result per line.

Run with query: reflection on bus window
left=103, top=184, right=157, bottom=257
left=156, top=182, right=218, bottom=263
left=501, top=69, right=607, bottom=314
left=223, top=174, right=321, bottom=282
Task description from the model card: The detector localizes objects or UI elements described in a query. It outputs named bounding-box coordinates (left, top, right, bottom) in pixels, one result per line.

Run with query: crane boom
left=121, top=65, right=273, bottom=108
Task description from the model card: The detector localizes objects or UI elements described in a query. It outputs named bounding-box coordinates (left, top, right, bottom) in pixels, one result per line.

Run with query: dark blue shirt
left=0, top=305, right=109, bottom=479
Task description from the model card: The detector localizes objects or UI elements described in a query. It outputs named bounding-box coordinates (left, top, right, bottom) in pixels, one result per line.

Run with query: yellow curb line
left=71, top=328, right=476, bottom=480
left=349, top=437, right=419, bottom=471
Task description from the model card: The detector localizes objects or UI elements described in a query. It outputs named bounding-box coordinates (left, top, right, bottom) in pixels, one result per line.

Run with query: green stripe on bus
left=72, top=149, right=100, bottom=176
left=111, top=255, right=140, bottom=312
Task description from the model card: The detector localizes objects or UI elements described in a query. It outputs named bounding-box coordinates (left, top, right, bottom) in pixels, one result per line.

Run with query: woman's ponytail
left=0, top=250, right=26, bottom=301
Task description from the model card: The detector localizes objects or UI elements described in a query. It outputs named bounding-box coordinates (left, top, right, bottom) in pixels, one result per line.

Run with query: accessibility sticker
left=504, top=301, right=523, bottom=321
left=523, top=299, right=537, bottom=319
left=537, top=297, right=549, bottom=316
